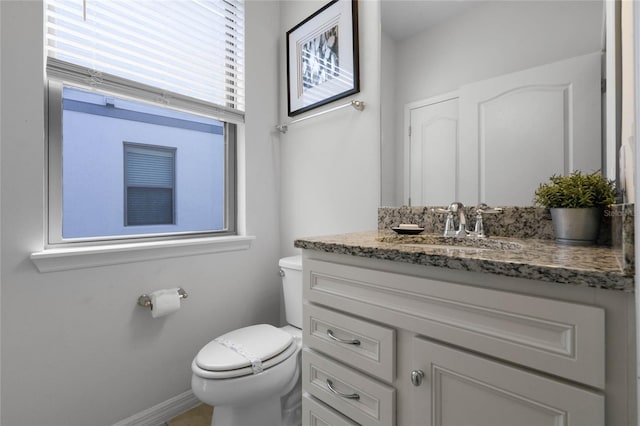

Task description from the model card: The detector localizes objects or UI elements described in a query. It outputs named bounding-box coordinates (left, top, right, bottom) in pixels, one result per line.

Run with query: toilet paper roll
left=150, top=288, right=181, bottom=318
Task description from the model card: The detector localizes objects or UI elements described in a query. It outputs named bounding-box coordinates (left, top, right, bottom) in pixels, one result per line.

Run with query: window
left=45, top=0, right=244, bottom=245
left=125, top=144, right=176, bottom=227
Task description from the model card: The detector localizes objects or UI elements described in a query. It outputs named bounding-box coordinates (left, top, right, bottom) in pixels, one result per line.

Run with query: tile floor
left=167, top=403, right=213, bottom=426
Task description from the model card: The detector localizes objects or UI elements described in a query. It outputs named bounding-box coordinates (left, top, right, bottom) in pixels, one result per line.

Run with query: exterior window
left=125, top=144, right=176, bottom=226
left=45, top=0, right=244, bottom=245
left=54, top=85, right=232, bottom=242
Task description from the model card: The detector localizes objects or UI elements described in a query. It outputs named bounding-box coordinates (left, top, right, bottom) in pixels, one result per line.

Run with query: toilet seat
left=193, top=324, right=297, bottom=379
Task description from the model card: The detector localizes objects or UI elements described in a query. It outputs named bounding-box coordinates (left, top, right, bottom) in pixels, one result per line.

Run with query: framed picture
left=286, top=0, right=360, bottom=117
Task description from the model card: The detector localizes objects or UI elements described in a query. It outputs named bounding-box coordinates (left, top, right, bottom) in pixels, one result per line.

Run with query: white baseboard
left=112, top=390, right=200, bottom=426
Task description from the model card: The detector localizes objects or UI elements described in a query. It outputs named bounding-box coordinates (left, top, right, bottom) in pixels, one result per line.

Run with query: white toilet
left=191, top=255, right=303, bottom=426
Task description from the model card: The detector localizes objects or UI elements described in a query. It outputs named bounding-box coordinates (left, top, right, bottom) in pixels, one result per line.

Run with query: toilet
left=191, top=255, right=303, bottom=426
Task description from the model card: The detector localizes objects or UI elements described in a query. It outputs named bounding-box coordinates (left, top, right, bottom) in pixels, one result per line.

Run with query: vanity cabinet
left=301, top=255, right=612, bottom=426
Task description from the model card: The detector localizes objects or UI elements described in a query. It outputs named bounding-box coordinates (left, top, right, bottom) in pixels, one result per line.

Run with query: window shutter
left=45, top=0, right=245, bottom=115
left=126, top=150, right=174, bottom=188
left=125, top=145, right=176, bottom=226
left=127, top=188, right=174, bottom=225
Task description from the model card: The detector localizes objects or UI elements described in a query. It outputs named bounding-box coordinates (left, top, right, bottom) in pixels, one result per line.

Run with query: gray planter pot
left=550, top=207, right=602, bottom=246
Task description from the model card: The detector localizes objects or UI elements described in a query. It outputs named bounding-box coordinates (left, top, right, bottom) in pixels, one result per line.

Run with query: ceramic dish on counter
left=392, top=224, right=425, bottom=235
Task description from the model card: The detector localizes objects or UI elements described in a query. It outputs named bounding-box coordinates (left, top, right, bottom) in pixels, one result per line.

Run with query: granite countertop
left=294, top=231, right=634, bottom=292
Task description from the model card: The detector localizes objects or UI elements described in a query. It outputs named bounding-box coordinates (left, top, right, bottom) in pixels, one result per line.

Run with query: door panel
left=409, top=97, right=459, bottom=206
left=478, top=86, right=567, bottom=205
left=411, top=337, right=603, bottom=426
left=458, top=52, right=601, bottom=205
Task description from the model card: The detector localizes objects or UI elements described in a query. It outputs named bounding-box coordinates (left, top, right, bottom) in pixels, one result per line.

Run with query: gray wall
left=278, top=0, right=381, bottom=256
left=0, top=1, right=282, bottom=425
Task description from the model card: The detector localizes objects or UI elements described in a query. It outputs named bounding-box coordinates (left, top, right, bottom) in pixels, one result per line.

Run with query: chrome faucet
left=450, top=202, right=468, bottom=237
left=433, top=202, right=468, bottom=237
left=433, top=202, right=504, bottom=238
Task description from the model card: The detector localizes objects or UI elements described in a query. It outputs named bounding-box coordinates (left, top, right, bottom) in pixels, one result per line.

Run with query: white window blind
left=45, top=0, right=245, bottom=116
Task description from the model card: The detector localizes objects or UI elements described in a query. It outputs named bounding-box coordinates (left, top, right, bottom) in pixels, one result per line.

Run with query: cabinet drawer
left=303, top=393, right=360, bottom=426
left=302, top=348, right=395, bottom=426
left=304, top=258, right=605, bottom=389
left=304, top=303, right=396, bottom=383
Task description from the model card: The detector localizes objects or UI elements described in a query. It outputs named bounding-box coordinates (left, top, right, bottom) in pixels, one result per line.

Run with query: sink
left=377, top=234, right=523, bottom=251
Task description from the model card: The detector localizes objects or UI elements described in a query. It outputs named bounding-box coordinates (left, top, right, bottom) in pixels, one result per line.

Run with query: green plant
left=533, top=171, right=616, bottom=208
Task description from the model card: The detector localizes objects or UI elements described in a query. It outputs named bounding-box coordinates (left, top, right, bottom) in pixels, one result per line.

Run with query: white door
left=458, top=52, right=602, bottom=205
left=408, top=95, right=459, bottom=206
left=410, top=337, right=604, bottom=426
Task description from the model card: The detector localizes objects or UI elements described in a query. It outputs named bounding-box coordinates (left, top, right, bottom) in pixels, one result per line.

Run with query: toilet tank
left=279, top=255, right=302, bottom=328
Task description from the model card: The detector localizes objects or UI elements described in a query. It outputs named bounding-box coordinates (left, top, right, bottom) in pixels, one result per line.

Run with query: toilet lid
left=192, top=341, right=299, bottom=380
left=195, top=324, right=293, bottom=372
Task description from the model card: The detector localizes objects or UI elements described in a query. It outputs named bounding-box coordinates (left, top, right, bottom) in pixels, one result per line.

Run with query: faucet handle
left=476, top=203, right=503, bottom=214
left=473, top=204, right=503, bottom=238
left=432, top=207, right=449, bottom=214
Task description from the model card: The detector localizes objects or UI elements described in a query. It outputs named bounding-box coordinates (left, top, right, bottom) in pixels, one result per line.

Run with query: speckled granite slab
left=294, top=231, right=633, bottom=292
left=610, top=204, right=635, bottom=276
left=378, top=206, right=612, bottom=243
left=380, top=204, right=636, bottom=273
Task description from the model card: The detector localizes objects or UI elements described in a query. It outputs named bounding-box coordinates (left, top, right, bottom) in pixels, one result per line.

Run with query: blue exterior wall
left=62, top=88, right=225, bottom=238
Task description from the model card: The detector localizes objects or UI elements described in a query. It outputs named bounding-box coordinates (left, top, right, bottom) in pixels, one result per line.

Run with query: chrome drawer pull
left=327, top=329, right=361, bottom=346
left=326, top=379, right=360, bottom=400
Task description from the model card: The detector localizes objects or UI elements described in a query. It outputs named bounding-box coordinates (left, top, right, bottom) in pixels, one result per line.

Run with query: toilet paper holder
left=137, top=288, right=188, bottom=309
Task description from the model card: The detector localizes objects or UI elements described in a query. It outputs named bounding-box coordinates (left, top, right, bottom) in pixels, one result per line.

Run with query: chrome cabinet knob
left=411, top=369, right=425, bottom=386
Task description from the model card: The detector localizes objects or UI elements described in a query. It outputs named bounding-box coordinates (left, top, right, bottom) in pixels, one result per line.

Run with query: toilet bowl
left=191, top=256, right=303, bottom=426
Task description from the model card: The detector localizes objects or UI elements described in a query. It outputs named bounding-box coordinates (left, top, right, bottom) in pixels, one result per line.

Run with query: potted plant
left=534, top=171, right=616, bottom=245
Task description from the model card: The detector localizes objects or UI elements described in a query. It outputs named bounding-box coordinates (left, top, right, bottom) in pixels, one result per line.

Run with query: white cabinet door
left=410, top=337, right=604, bottom=426
left=458, top=52, right=601, bottom=206
left=408, top=96, right=459, bottom=206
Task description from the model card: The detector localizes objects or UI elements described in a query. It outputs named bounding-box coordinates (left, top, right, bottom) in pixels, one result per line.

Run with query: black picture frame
left=286, top=0, right=360, bottom=117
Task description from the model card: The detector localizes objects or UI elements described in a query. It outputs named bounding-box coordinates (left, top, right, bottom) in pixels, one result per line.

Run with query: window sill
left=30, top=235, right=255, bottom=273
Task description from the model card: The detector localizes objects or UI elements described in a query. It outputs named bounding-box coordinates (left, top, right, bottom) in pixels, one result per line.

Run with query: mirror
left=380, top=0, right=618, bottom=207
